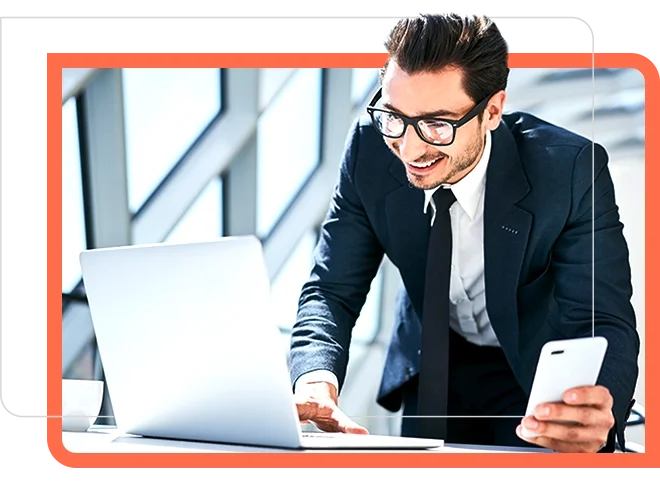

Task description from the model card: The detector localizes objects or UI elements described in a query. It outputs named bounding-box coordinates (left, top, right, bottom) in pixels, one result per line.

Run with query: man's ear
left=485, top=90, right=506, bottom=130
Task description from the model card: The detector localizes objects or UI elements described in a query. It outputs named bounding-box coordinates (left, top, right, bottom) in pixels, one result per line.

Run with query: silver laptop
left=79, top=236, right=444, bottom=450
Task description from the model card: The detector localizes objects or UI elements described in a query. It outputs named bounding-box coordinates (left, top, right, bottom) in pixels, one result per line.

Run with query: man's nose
left=397, top=124, right=427, bottom=162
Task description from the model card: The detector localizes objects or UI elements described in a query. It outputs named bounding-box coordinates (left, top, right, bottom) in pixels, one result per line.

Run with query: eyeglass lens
left=370, top=110, right=454, bottom=145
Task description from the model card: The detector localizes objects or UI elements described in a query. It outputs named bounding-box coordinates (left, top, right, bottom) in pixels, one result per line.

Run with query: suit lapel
left=483, top=121, right=532, bottom=358
left=385, top=157, right=430, bottom=321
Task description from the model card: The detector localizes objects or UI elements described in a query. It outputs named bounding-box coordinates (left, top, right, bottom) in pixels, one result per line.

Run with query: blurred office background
left=61, top=66, right=645, bottom=448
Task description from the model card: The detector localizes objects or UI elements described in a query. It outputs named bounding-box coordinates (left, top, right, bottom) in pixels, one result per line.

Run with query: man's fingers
left=295, top=399, right=320, bottom=422
left=534, top=402, right=615, bottom=429
left=310, top=410, right=368, bottom=434
left=562, top=385, right=613, bottom=409
left=294, top=395, right=334, bottom=422
left=516, top=425, right=597, bottom=453
left=332, top=408, right=369, bottom=434
left=521, top=416, right=604, bottom=444
left=294, top=395, right=368, bottom=434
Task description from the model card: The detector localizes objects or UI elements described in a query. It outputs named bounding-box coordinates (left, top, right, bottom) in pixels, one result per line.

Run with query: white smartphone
left=521, top=336, right=608, bottom=438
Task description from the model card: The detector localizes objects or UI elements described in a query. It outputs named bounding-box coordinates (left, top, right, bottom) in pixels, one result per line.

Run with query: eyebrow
left=381, top=101, right=462, bottom=119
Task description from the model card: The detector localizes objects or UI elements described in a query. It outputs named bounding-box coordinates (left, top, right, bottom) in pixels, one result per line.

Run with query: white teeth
left=410, top=158, right=440, bottom=168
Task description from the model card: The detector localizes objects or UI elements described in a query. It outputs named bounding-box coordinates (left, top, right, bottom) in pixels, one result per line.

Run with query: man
left=288, top=13, right=640, bottom=453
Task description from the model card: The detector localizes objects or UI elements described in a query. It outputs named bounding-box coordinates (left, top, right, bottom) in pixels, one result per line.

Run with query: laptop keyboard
left=302, top=432, right=345, bottom=438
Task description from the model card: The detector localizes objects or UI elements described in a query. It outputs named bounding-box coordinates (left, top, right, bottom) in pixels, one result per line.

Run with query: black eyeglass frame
left=366, top=88, right=493, bottom=147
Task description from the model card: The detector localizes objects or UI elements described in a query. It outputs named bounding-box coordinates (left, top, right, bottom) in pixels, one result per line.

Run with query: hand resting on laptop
left=293, top=381, right=369, bottom=434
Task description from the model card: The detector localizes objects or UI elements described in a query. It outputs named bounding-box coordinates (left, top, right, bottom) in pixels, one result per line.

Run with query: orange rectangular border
left=48, top=53, right=657, bottom=467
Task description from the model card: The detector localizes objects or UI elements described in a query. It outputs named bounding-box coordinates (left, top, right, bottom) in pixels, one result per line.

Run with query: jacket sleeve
left=288, top=119, right=385, bottom=392
left=551, top=142, right=640, bottom=451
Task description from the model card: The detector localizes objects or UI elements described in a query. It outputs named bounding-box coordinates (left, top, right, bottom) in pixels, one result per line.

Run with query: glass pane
left=351, top=68, right=379, bottom=105
left=123, top=68, right=221, bottom=213
left=62, top=97, right=87, bottom=292
left=63, top=338, right=96, bottom=380
left=256, top=69, right=323, bottom=237
left=270, top=229, right=382, bottom=343
left=165, top=177, right=223, bottom=243
left=351, top=268, right=383, bottom=343
left=270, top=230, right=318, bottom=331
left=259, top=69, right=296, bottom=110
left=62, top=68, right=95, bottom=100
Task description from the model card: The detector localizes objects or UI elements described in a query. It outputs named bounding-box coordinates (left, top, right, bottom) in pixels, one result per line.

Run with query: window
left=256, top=69, right=323, bottom=237
left=122, top=68, right=222, bottom=213
left=61, top=97, right=87, bottom=293
left=270, top=230, right=318, bottom=331
left=351, top=268, right=383, bottom=343
left=63, top=338, right=97, bottom=380
left=259, top=69, right=296, bottom=111
left=538, top=68, right=621, bottom=83
left=351, top=68, right=379, bottom=106
left=62, top=68, right=95, bottom=101
left=165, top=177, right=223, bottom=243
left=270, top=229, right=382, bottom=343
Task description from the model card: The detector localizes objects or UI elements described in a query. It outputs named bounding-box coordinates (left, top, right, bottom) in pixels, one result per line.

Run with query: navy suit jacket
left=289, top=111, right=640, bottom=451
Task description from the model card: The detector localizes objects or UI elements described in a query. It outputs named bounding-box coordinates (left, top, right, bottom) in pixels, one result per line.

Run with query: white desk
left=62, top=426, right=551, bottom=454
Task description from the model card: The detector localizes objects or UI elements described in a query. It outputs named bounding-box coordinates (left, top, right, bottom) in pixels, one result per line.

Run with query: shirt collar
left=423, top=129, right=491, bottom=221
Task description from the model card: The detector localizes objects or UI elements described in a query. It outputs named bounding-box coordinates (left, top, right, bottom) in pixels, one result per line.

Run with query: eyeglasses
left=366, top=88, right=492, bottom=147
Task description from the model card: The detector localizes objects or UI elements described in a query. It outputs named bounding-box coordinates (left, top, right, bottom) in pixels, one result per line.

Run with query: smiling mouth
left=406, top=156, right=446, bottom=174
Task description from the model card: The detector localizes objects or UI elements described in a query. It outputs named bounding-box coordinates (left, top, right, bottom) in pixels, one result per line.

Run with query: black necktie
left=417, top=187, right=456, bottom=439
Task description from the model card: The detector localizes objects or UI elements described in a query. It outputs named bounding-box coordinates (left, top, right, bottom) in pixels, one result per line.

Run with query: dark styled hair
left=381, top=13, right=509, bottom=104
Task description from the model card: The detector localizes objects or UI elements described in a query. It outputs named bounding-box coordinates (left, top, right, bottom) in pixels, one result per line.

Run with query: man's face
left=379, top=61, right=501, bottom=190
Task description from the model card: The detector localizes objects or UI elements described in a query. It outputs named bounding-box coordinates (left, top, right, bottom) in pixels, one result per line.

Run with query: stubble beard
left=403, top=132, right=486, bottom=190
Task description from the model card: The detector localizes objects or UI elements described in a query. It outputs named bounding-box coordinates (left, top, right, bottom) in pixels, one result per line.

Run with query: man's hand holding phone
left=516, top=384, right=615, bottom=452
left=516, top=336, right=613, bottom=453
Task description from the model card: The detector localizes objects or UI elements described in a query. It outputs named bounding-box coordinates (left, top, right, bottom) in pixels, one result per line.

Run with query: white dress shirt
left=295, top=131, right=499, bottom=392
